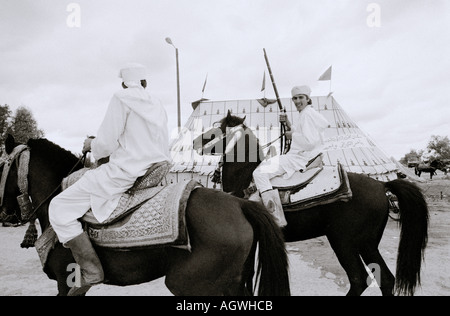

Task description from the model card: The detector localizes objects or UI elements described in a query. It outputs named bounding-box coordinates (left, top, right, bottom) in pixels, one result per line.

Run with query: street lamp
left=165, top=37, right=181, bottom=132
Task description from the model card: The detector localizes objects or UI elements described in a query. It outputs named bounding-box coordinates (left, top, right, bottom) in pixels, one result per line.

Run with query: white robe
left=281, top=105, right=329, bottom=179
left=253, top=105, right=329, bottom=192
left=84, top=86, right=170, bottom=222
left=50, top=86, right=170, bottom=243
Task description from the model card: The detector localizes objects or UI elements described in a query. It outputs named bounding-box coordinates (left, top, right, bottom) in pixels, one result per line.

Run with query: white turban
left=118, top=63, right=148, bottom=82
left=291, top=85, right=311, bottom=97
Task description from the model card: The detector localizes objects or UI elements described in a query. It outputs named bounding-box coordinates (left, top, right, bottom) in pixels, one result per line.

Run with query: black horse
left=415, top=160, right=445, bottom=179
left=194, top=111, right=429, bottom=296
left=2, top=134, right=290, bottom=296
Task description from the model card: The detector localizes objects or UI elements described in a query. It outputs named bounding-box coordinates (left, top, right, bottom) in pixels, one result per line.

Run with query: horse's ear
left=242, top=115, right=246, bottom=122
left=5, top=134, right=16, bottom=155
left=226, top=110, right=232, bottom=119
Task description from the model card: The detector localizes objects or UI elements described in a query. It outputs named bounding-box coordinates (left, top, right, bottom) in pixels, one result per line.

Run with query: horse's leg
left=360, top=248, right=395, bottom=296
left=327, top=235, right=369, bottom=296
left=165, top=244, right=248, bottom=296
left=46, top=244, right=76, bottom=296
left=165, top=189, right=253, bottom=296
left=56, top=277, right=70, bottom=296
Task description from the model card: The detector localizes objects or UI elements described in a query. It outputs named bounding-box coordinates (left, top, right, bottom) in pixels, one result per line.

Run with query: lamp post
left=165, top=37, right=181, bottom=132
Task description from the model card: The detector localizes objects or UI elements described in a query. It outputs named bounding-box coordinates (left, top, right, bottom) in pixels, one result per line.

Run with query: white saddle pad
left=270, top=167, right=323, bottom=189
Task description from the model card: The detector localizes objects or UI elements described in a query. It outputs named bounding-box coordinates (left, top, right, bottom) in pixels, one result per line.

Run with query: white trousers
left=252, top=157, right=286, bottom=193
left=49, top=176, right=99, bottom=244
left=253, top=150, right=313, bottom=193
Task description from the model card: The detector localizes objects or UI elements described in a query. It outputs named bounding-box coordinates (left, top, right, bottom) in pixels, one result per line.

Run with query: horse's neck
left=223, top=159, right=261, bottom=197
left=29, top=159, right=65, bottom=233
left=222, top=130, right=265, bottom=196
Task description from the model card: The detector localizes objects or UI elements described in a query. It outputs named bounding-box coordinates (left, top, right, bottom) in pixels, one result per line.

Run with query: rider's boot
left=261, top=189, right=287, bottom=227
left=64, top=231, right=104, bottom=296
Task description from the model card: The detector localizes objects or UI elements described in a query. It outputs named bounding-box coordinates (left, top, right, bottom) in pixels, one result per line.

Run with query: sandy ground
left=1, top=172, right=449, bottom=296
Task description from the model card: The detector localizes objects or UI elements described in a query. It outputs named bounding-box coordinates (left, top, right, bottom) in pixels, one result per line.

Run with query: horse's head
left=193, top=110, right=243, bottom=156
left=193, top=110, right=261, bottom=162
left=193, top=111, right=264, bottom=196
left=218, top=110, right=247, bottom=132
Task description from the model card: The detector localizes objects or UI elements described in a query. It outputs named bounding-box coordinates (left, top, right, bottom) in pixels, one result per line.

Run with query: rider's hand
left=280, top=113, right=291, bottom=131
left=285, top=131, right=292, bottom=140
left=82, top=137, right=94, bottom=154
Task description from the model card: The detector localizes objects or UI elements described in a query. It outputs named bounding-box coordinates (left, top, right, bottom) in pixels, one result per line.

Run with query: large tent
left=165, top=95, right=399, bottom=188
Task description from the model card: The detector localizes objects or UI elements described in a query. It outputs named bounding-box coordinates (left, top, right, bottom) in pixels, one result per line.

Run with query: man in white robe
left=49, top=63, right=170, bottom=295
left=253, top=85, right=329, bottom=227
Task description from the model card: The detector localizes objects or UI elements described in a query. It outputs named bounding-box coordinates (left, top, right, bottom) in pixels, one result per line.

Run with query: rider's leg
left=49, top=180, right=104, bottom=296
left=252, top=158, right=287, bottom=227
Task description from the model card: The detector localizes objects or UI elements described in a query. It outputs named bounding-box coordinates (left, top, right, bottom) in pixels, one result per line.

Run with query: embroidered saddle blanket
left=35, top=161, right=200, bottom=269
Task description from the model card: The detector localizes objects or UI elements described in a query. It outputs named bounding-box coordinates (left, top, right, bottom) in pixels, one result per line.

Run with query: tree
left=399, top=149, right=423, bottom=166
left=0, top=104, right=13, bottom=156
left=427, top=135, right=450, bottom=160
left=0, top=104, right=12, bottom=144
left=10, top=106, right=44, bottom=144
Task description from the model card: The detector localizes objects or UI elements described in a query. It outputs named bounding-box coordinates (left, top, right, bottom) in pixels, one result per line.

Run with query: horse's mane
left=220, top=113, right=245, bottom=130
left=27, top=138, right=81, bottom=177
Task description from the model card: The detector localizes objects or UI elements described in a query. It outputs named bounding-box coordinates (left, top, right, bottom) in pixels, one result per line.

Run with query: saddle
left=247, top=154, right=352, bottom=211
left=35, top=161, right=199, bottom=270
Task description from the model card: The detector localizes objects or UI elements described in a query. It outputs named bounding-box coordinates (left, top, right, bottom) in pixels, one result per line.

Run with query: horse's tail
left=240, top=200, right=290, bottom=296
left=384, top=179, right=429, bottom=296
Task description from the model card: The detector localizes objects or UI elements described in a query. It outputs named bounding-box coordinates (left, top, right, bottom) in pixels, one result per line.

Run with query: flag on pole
left=318, top=66, right=332, bottom=81
left=202, top=73, right=208, bottom=94
left=261, top=71, right=266, bottom=92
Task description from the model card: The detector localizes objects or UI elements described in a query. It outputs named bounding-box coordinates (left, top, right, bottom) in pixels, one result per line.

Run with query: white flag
left=318, top=66, right=332, bottom=81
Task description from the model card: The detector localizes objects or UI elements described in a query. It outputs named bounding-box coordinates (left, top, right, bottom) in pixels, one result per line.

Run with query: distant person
left=49, top=63, right=170, bottom=295
left=253, top=85, right=329, bottom=226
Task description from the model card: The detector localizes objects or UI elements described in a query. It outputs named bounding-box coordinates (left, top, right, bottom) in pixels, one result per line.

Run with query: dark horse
left=194, top=112, right=429, bottom=296
left=3, top=134, right=290, bottom=296
left=415, top=160, right=445, bottom=179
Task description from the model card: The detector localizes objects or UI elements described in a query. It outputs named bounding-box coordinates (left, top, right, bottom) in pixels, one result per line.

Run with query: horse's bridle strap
left=18, top=148, right=30, bottom=195
left=0, top=144, right=28, bottom=206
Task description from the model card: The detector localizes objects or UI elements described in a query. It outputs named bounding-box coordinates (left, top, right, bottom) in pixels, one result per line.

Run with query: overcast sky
left=1, top=0, right=449, bottom=160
